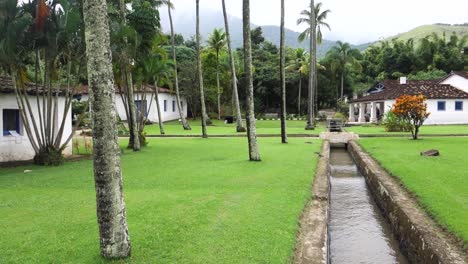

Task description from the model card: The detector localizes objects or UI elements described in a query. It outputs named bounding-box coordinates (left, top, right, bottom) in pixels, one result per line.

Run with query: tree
left=118, top=0, right=140, bottom=151
left=286, top=48, right=308, bottom=115
left=82, top=0, right=131, bottom=258
left=196, top=0, right=208, bottom=138
left=139, top=41, right=175, bottom=135
left=297, top=0, right=317, bottom=130
left=279, top=0, right=287, bottom=143
left=0, top=0, right=85, bottom=165
left=297, top=2, right=331, bottom=44
left=297, top=3, right=331, bottom=115
left=167, top=0, right=191, bottom=130
left=207, top=28, right=226, bottom=120
left=221, top=0, right=245, bottom=132
left=392, top=95, right=430, bottom=140
left=243, top=0, right=261, bottom=161
left=328, top=41, right=362, bottom=98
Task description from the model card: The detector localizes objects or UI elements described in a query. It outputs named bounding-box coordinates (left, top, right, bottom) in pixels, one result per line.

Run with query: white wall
left=82, top=92, right=188, bottom=123
left=382, top=99, right=468, bottom=125
left=441, top=75, right=468, bottom=93
left=0, top=94, right=73, bottom=162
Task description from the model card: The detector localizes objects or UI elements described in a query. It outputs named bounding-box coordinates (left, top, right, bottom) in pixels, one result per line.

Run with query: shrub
left=383, top=111, right=412, bottom=132
left=34, top=146, right=65, bottom=166
left=392, top=94, right=430, bottom=139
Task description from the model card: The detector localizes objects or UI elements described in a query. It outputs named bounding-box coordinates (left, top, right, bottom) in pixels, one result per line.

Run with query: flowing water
left=329, top=148, right=408, bottom=264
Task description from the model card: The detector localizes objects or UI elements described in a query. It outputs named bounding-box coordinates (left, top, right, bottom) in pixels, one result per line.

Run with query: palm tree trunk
left=216, top=50, right=221, bottom=120
left=153, top=81, right=165, bottom=135
left=125, top=69, right=140, bottom=151
left=298, top=74, right=302, bottom=115
left=119, top=0, right=139, bottom=151
left=280, top=0, right=287, bottom=143
left=222, top=0, right=245, bottom=132
left=314, top=66, right=318, bottom=115
left=196, top=0, right=208, bottom=138
left=83, top=0, right=131, bottom=258
left=340, top=71, right=344, bottom=98
left=168, top=1, right=191, bottom=130
left=305, top=0, right=316, bottom=130
left=243, top=0, right=261, bottom=161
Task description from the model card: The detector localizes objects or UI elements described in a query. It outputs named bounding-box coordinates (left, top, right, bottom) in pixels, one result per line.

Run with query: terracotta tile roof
left=0, top=76, right=171, bottom=96
left=351, top=79, right=468, bottom=103
left=452, top=71, right=468, bottom=79
left=76, top=84, right=172, bottom=95
left=438, top=70, right=468, bottom=83
left=0, top=75, right=82, bottom=96
left=0, top=75, right=49, bottom=95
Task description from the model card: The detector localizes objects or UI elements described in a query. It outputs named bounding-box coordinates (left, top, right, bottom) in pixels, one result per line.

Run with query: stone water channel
left=328, top=146, right=408, bottom=264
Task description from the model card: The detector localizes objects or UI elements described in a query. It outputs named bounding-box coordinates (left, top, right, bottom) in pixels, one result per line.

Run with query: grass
left=0, top=137, right=322, bottom=263
left=345, top=124, right=468, bottom=135
left=359, top=137, right=468, bottom=246
left=144, top=119, right=327, bottom=136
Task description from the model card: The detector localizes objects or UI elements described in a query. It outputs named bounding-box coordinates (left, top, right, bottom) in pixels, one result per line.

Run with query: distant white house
left=0, top=76, right=72, bottom=163
left=348, top=71, right=468, bottom=125
left=439, top=71, right=468, bottom=93
left=77, top=85, right=188, bottom=123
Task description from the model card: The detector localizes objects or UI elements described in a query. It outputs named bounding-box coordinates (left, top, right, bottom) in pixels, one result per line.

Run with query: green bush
left=335, top=100, right=349, bottom=119
left=34, top=146, right=65, bottom=166
left=383, top=111, right=412, bottom=132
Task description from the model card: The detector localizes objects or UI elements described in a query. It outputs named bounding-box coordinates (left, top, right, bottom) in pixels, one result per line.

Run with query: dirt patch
left=348, top=141, right=467, bottom=263
left=294, top=141, right=329, bottom=264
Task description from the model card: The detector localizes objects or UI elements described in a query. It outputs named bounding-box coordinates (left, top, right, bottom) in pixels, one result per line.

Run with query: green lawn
left=345, top=124, right=468, bottom=135
left=145, top=119, right=326, bottom=136
left=359, top=137, right=468, bottom=246
left=0, top=138, right=321, bottom=263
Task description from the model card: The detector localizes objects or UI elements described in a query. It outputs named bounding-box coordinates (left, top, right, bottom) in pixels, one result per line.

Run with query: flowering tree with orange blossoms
left=392, top=95, right=430, bottom=140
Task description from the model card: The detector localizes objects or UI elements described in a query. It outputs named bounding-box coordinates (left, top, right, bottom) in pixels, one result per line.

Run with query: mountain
left=380, top=24, right=468, bottom=44
left=160, top=9, right=368, bottom=58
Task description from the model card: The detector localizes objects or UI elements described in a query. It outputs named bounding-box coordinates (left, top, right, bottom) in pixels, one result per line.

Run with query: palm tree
left=221, top=0, right=245, bottom=132
left=279, top=0, right=287, bottom=143
left=167, top=0, right=191, bottom=130
left=298, top=1, right=330, bottom=128
left=82, top=0, right=131, bottom=258
left=297, top=0, right=317, bottom=130
left=328, top=41, right=362, bottom=98
left=297, top=2, right=331, bottom=45
left=207, top=28, right=226, bottom=120
left=141, top=52, right=174, bottom=135
left=286, top=48, right=308, bottom=115
left=243, top=0, right=261, bottom=161
left=196, top=0, right=208, bottom=138
left=119, top=0, right=140, bottom=151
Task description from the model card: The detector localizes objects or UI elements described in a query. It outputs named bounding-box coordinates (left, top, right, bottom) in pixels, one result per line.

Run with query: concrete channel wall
left=294, top=141, right=330, bottom=264
left=348, top=141, right=466, bottom=264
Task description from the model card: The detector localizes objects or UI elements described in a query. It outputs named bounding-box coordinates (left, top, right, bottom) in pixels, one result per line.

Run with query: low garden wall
left=348, top=141, right=466, bottom=264
left=294, top=141, right=330, bottom=264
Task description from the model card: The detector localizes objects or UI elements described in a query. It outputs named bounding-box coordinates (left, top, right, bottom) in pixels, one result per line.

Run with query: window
left=172, top=100, right=176, bottom=112
left=3, top=109, right=21, bottom=136
left=437, top=101, right=446, bottom=111
left=455, top=101, right=463, bottom=111
left=135, top=100, right=148, bottom=117
left=164, top=100, right=167, bottom=112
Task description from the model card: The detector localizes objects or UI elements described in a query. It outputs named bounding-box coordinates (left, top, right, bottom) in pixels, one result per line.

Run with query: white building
left=77, top=85, right=188, bottom=123
left=439, top=71, right=468, bottom=93
left=349, top=72, right=468, bottom=125
left=0, top=76, right=73, bottom=163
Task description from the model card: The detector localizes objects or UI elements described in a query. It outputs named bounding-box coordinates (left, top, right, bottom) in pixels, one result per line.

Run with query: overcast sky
left=167, top=0, right=467, bottom=44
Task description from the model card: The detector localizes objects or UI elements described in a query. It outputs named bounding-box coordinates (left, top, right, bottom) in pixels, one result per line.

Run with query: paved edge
left=294, top=141, right=330, bottom=264
left=348, top=141, right=467, bottom=264
left=144, top=134, right=320, bottom=138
